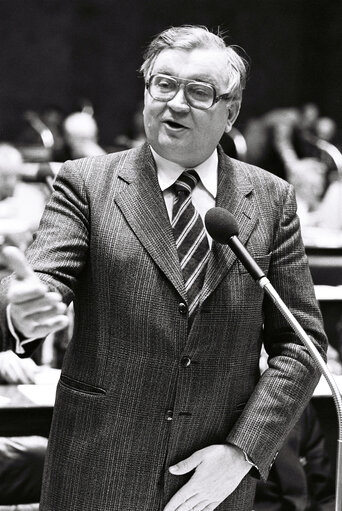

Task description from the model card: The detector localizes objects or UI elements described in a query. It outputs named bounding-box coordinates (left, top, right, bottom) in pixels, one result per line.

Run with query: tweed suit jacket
left=0, top=143, right=327, bottom=511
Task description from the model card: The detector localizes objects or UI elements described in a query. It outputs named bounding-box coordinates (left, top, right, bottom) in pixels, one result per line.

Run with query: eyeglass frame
left=145, top=73, right=232, bottom=110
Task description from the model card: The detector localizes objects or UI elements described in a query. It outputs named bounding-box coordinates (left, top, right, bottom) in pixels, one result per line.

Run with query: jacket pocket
left=59, top=374, right=107, bottom=395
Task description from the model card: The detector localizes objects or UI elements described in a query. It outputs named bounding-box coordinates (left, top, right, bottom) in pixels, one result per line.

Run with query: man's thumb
left=169, top=452, right=201, bottom=475
left=1, top=246, right=35, bottom=280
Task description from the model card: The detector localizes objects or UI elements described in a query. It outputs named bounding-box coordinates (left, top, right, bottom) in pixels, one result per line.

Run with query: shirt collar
left=150, top=145, right=218, bottom=199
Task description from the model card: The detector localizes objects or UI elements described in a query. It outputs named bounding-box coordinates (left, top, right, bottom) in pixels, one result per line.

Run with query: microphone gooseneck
left=205, top=206, right=342, bottom=511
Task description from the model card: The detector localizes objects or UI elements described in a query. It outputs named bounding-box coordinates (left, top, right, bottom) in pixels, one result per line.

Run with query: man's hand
left=0, top=350, right=38, bottom=383
left=163, top=444, right=251, bottom=511
left=2, top=246, right=69, bottom=339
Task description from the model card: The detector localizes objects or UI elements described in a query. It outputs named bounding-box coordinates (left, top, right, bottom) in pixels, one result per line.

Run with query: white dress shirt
left=150, top=146, right=218, bottom=246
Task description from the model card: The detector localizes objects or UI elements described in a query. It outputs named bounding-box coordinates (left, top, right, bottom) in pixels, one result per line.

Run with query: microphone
left=205, top=207, right=264, bottom=281
left=19, top=162, right=61, bottom=182
left=205, top=206, right=342, bottom=511
left=19, top=162, right=62, bottom=194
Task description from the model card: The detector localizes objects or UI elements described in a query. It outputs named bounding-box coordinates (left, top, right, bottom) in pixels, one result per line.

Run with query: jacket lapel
left=201, top=148, right=258, bottom=304
left=114, top=143, right=259, bottom=306
left=114, top=143, right=187, bottom=301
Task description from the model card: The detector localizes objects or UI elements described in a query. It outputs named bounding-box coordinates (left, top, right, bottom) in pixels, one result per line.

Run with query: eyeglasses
left=145, top=74, right=231, bottom=110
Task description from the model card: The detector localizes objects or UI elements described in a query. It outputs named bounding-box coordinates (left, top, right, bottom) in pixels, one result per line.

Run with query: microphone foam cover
left=205, top=207, right=239, bottom=244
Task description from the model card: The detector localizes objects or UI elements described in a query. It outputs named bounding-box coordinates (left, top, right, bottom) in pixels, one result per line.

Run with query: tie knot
left=173, top=169, right=199, bottom=195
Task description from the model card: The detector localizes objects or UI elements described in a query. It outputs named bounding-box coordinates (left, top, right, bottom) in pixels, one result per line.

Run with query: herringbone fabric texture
left=171, top=170, right=210, bottom=316
left=0, top=143, right=327, bottom=510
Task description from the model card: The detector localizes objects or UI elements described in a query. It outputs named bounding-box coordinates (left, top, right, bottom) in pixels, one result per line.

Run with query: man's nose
left=167, top=86, right=190, bottom=112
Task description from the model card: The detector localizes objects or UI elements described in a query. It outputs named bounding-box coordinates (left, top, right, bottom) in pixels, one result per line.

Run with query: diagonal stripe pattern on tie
left=172, top=170, right=210, bottom=318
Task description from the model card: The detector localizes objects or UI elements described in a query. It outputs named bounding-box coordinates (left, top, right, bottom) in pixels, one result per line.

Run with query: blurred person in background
left=63, top=111, right=106, bottom=159
left=0, top=347, right=49, bottom=508
left=0, top=434, right=47, bottom=509
left=254, top=403, right=335, bottom=511
left=0, top=143, right=46, bottom=253
left=244, top=105, right=341, bottom=229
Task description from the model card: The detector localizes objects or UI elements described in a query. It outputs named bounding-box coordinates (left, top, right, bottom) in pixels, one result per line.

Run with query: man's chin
left=156, top=147, right=190, bottom=166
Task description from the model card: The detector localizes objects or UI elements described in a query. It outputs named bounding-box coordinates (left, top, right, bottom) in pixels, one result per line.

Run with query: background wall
left=0, top=0, right=341, bottom=146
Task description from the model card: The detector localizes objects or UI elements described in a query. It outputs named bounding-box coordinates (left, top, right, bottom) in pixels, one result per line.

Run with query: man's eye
left=190, top=86, right=212, bottom=99
left=156, top=79, right=174, bottom=90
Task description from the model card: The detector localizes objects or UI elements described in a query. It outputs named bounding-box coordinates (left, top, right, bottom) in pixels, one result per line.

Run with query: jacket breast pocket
left=238, top=253, right=271, bottom=276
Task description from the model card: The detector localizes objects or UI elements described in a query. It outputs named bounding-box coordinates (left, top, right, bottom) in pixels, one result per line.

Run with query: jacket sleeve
left=226, top=183, right=328, bottom=480
left=0, top=159, right=90, bottom=353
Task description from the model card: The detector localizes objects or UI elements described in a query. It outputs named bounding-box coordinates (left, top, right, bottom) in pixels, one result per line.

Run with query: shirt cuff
left=6, top=304, right=39, bottom=355
left=243, top=450, right=258, bottom=469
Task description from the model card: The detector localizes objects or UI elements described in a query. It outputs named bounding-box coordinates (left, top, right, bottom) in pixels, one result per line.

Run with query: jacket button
left=181, top=356, right=191, bottom=367
left=165, top=409, right=173, bottom=421
left=178, top=302, right=187, bottom=314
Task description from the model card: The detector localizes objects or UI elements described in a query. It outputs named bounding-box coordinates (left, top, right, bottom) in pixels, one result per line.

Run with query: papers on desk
left=18, top=367, right=60, bottom=406
left=33, top=367, right=61, bottom=385
left=18, top=384, right=57, bottom=406
left=303, top=226, right=342, bottom=248
left=314, top=285, right=342, bottom=301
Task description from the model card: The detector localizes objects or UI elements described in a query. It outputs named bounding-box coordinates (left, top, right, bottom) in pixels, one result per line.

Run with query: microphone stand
left=205, top=206, right=342, bottom=509
left=258, top=275, right=342, bottom=511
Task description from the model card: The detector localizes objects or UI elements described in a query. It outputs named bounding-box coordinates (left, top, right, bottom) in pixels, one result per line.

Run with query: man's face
left=143, top=48, right=234, bottom=167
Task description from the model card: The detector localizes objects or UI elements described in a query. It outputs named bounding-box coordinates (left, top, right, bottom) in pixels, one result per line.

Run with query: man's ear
left=225, top=99, right=241, bottom=133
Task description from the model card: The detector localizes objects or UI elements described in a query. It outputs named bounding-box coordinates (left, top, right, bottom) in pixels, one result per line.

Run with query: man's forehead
left=151, top=47, right=228, bottom=85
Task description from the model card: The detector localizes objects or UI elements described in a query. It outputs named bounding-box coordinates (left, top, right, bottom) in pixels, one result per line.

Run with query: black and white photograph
left=0, top=1, right=341, bottom=510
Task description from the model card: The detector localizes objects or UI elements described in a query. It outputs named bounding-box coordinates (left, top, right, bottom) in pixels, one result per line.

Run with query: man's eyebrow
left=153, top=69, right=173, bottom=76
left=153, top=70, right=216, bottom=85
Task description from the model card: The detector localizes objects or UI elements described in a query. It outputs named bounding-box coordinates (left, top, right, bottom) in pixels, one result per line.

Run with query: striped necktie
left=172, top=170, right=210, bottom=318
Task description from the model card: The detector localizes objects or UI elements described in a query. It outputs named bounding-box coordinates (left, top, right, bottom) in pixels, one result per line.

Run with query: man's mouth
left=163, top=120, right=188, bottom=130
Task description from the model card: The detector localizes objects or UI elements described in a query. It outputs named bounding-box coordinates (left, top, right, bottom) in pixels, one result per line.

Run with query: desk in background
left=0, top=368, right=59, bottom=437
left=304, top=229, right=342, bottom=286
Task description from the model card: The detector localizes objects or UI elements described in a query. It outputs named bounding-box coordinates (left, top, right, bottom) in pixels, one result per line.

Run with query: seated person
left=0, top=435, right=47, bottom=507
left=63, top=112, right=106, bottom=159
left=244, top=106, right=341, bottom=230
left=0, top=143, right=46, bottom=253
left=0, top=351, right=48, bottom=507
left=256, top=348, right=336, bottom=510
left=254, top=403, right=335, bottom=510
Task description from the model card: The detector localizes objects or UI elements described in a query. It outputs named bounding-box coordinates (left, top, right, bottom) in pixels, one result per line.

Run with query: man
left=0, top=25, right=327, bottom=511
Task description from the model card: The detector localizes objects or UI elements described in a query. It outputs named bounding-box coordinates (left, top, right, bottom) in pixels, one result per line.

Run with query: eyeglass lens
left=149, top=75, right=215, bottom=109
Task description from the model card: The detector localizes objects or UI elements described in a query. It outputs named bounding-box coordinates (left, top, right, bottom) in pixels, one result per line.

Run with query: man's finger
left=1, top=246, right=35, bottom=280
left=179, top=499, right=208, bottom=511
left=169, top=451, right=202, bottom=475
left=8, top=279, right=48, bottom=304
left=12, top=293, right=65, bottom=315
left=163, top=492, right=200, bottom=511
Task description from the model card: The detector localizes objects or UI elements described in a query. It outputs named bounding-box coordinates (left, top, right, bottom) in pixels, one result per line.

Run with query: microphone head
left=205, top=207, right=239, bottom=244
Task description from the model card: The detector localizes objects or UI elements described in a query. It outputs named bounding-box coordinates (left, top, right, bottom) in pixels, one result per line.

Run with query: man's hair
left=140, top=25, right=249, bottom=103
